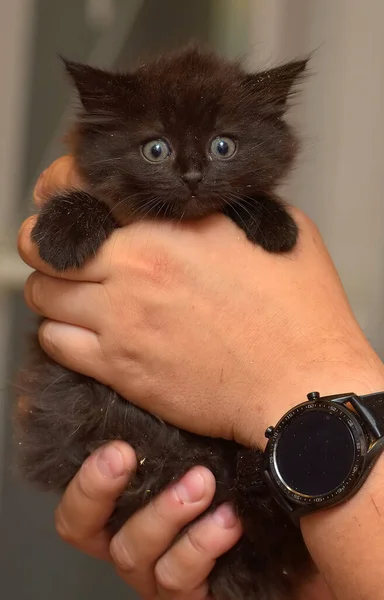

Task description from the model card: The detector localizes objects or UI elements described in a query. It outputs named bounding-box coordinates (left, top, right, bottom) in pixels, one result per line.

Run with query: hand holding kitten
left=19, top=155, right=383, bottom=450
left=55, top=440, right=243, bottom=600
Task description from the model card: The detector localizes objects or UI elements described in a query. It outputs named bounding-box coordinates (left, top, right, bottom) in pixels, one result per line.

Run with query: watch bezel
left=265, top=399, right=368, bottom=508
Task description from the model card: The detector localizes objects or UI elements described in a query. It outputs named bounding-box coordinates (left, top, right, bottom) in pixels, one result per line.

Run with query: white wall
left=248, top=0, right=384, bottom=356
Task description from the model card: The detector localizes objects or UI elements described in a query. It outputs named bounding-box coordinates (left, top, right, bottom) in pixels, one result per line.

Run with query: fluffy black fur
left=16, top=46, right=314, bottom=599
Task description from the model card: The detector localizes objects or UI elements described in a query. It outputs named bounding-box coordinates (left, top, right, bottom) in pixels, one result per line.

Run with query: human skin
left=18, top=156, right=384, bottom=599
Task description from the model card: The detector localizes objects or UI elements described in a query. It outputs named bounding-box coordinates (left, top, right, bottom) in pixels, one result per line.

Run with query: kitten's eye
left=210, top=136, right=237, bottom=159
left=142, top=139, right=171, bottom=162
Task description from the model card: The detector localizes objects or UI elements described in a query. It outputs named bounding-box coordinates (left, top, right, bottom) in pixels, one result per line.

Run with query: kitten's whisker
left=177, top=205, right=187, bottom=225
left=97, top=192, right=152, bottom=232
left=163, top=197, right=178, bottom=221
left=221, top=197, right=249, bottom=233
left=154, top=200, right=166, bottom=221
left=130, top=196, right=162, bottom=221
left=86, top=156, right=125, bottom=167
left=223, top=196, right=265, bottom=247
left=126, top=196, right=163, bottom=223
left=143, top=198, right=163, bottom=220
left=225, top=193, right=269, bottom=247
left=231, top=193, right=278, bottom=223
left=78, top=109, right=126, bottom=128
left=163, top=199, right=171, bottom=220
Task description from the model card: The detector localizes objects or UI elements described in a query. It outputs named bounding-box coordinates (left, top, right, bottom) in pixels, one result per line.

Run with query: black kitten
left=17, top=46, right=314, bottom=599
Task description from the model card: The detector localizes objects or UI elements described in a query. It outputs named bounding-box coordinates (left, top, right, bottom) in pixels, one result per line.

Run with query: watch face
left=266, top=401, right=367, bottom=505
left=276, top=409, right=355, bottom=496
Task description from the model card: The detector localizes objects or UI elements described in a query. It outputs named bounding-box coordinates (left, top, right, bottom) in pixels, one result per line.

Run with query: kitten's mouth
left=184, top=194, right=203, bottom=216
left=178, top=193, right=220, bottom=220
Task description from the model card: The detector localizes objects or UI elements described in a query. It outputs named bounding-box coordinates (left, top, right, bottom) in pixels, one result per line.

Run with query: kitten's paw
left=258, top=207, right=298, bottom=253
left=31, top=191, right=117, bottom=271
left=224, top=196, right=298, bottom=254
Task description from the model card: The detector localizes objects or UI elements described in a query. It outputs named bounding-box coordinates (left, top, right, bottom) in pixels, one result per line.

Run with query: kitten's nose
left=181, top=171, right=203, bottom=192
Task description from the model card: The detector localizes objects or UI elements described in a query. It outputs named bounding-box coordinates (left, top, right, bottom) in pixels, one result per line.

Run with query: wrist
left=238, top=347, right=384, bottom=450
left=300, top=453, right=384, bottom=599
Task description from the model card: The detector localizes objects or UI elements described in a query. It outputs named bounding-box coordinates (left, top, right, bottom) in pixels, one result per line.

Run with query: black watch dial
left=276, top=409, right=355, bottom=496
left=266, top=401, right=368, bottom=505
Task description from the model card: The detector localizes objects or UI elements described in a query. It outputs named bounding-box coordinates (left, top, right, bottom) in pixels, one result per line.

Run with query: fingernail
left=174, top=468, right=206, bottom=503
left=96, top=444, right=125, bottom=478
left=34, top=169, right=47, bottom=199
left=212, top=503, right=238, bottom=529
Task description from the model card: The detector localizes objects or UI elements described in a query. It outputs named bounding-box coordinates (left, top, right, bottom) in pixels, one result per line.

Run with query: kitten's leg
left=223, top=194, right=298, bottom=253
left=31, top=191, right=118, bottom=271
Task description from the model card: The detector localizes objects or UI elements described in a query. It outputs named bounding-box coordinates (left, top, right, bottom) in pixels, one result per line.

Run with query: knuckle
left=292, top=207, right=318, bottom=236
left=48, top=156, right=70, bottom=183
left=138, top=251, right=176, bottom=288
left=33, top=171, right=48, bottom=203
left=75, top=461, right=101, bottom=503
left=52, top=155, right=76, bottom=186
left=145, top=484, right=192, bottom=530
left=149, top=496, right=169, bottom=525
left=302, top=213, right=317, bottom=233
left=185, top=527, right=209, bottom=556
left=109, top=534, right=137, bottom=574
left=34, top=156, right=75, bottom=202
left=155, top=558, right=183, bottom=593
left=25, top=273, right=44, bottom=312
left=38, top=322, right=61, bottom=359
left=17, top=217, right=36, bottom=259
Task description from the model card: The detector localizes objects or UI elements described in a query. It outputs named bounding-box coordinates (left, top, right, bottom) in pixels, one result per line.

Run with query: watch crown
left=265, top=426, right=275, bottom=439
left=307, top=391, right=320, bottom=401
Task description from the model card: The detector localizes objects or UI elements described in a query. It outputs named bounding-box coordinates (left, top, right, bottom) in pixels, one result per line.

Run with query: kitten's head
left=64, top=46, right=307, bottom=222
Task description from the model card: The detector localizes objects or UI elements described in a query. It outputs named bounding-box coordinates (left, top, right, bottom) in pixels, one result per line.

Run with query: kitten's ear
left=244, top=58, right=308, bottom=115
left=60, top=57, right=122, bottom=111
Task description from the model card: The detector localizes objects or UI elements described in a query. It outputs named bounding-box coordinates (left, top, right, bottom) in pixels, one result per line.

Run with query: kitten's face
left=66, top=48, right=306, bottom=223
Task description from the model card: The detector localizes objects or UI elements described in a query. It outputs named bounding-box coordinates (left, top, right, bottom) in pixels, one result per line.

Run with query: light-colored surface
left=248, top=0, right=384, bottom=356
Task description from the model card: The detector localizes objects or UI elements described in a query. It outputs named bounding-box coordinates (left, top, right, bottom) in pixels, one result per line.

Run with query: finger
left=109, top=467, right=216, bottom=598
left=17, top=215, right=123, bottom=282
left=17, top=216, right=106, bottom=281
left=158, top=584, right=211, bottom=600
left=154, top=503, right=242, bottom=598
left=25, top=271, right=106, bottom=332
left=55, top=442, right=136, bottom=561
left=156, top=585, right=212, bottom=600
left=38, top=321, right=110, bottom=384
left=34, top=156, right=82, bottom=207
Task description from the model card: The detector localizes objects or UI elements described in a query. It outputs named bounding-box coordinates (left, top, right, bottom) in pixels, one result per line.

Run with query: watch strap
left=352, top=391, right=384, bottom=439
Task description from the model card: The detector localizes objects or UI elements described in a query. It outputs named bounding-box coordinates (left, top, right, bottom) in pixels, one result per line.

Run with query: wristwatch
left=263, top=391, right=384, bottom=522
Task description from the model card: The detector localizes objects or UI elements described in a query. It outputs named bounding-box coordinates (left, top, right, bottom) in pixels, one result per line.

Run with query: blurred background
left=0, top=1, right=383, bottom=598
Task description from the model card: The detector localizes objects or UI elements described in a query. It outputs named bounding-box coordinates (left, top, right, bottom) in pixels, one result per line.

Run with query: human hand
left=55, top=441, right=242, bottom=599
left=19, top=156, right=384, bottom=449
